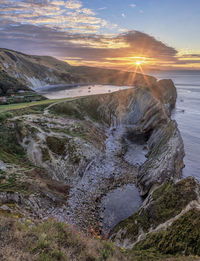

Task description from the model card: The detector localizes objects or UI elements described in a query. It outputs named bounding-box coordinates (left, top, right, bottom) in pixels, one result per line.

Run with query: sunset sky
left=0, top=0, right=200, bottom=71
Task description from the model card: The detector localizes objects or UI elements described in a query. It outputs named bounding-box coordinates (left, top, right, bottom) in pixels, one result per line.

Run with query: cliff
left=0, top=54, right=195, bottom=260
left=0, top=76, right=184, bottom=222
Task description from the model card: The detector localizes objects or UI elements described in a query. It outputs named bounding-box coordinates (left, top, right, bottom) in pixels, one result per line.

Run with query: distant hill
left=0, top=48, right=157, bottom=90
left=70, top=65, right=156, bottom=86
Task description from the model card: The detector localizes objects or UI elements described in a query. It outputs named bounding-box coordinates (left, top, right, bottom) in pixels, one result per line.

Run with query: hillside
left=0, top=70, right=29, bottom=95
left=0, top=48, right=156, bottom=89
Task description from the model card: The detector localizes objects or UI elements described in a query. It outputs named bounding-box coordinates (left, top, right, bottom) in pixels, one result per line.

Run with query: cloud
left=130, top=4, right=136, bottom=8
left=0, top=1, right=199, bottom=70
left=98, top=7, right=107, bottom=11
left=81, top=8, right=96, bottom=15
left=0, top=19, right=181, bottom=70
left=52, top=1, right=65, bottom=6
left=65, top=0, right=82, bottom=9
left=0, top=0, right=115, bottom=33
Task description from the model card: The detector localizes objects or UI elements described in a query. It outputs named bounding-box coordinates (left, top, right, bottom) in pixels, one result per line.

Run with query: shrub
left=0, top=112, right=13, bottom=122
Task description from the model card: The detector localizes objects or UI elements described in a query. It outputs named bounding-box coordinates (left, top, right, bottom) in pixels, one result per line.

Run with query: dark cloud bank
left=0, top=20, right=178, bottom=67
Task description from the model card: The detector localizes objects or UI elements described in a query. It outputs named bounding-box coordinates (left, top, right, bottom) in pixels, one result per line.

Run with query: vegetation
left=0, top=112, right=13, bottom=122
left=0, top=216, right=127, bottom=261
left=0, top=171, right=27, bottom=193
left=52, top=126, right=88, bottom=140
left=112, top=177, right=198, bottom=242
left=0, top=123, right=26, bottom=165
left=41, top=147, right=51, bottom=162
left=0, top=97, right=70, bottom=114
left=77, top=98, right=102, bottom=123
left=0, top=70, right=28, bottom=95
left=134, top=209, right=200, bottom=256
left=0, top=214, right=198, bottom=261
left=50, top=100, right=85, bottom=120
left=46, top=136, right=69, bottom=156
left=51, top=97, right=104, bottom=123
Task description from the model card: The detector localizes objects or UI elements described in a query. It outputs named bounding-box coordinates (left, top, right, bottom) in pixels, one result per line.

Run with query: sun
left=136, top=61, right=142, bottom=65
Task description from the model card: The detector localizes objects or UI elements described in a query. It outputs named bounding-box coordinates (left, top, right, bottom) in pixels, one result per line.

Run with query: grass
left=0, top=112, right=13, bottom=122
left=0, top=216, right=129, bottom=261
left=133, top=209, right=200, bottom=256
left=0, top=172, right=27, bottom=193
left=0, top=97, right=71, bottom=113
left=50, top=100, right=85, bottom=120
left=0, top=123, right=26, bottom=165
left=50, top=97, right=106, bottom=124
left=52, top=124, right=88, bottom=140
left=112, top=177, right=198, bottom=243
left=45, top=135, right=81, bottom=164
left=41, top=147, right=51, bottom=162
left=0, top=214, right=198, bottom=261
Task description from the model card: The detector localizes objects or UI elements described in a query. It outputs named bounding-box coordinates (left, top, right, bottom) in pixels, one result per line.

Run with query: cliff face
left=80, top=80, right=183, bottom=196
left=14, top=79, right=182, bottom=196
left=0, top=48, right=156, bottom=89
left=0, top=78, right=183, bottom=234
left=0, top=54, right=190, bottom=259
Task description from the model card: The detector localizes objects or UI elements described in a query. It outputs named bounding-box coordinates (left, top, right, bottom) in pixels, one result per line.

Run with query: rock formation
left=0, top=77, right=183, bottom=234
left=1, top=51, right=197, bottom=260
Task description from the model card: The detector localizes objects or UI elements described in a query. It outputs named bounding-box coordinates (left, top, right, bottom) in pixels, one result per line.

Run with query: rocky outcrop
left=77, top=80, right=183, bottom=196
left=2, top=78, right=182, bottom=232
left=137, top=120, right=184, bottom=196
left=13, top=79, right=183, bottom=195
left=111, top=177, right=200, bottom=256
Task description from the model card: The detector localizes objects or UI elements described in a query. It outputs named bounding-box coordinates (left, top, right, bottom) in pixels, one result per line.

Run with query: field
left=0, top=98, right=71, bottom=113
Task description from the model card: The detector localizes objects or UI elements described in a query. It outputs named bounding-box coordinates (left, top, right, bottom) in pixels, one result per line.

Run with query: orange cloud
left=0, top=1, right=200, bottom=70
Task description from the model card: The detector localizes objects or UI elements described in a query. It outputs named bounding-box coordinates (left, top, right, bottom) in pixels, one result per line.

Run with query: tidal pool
left=100, top=184, right=142, bottom=233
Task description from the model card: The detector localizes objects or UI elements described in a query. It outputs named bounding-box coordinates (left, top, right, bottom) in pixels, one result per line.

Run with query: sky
left=0, top=0, right=200, bottom=71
